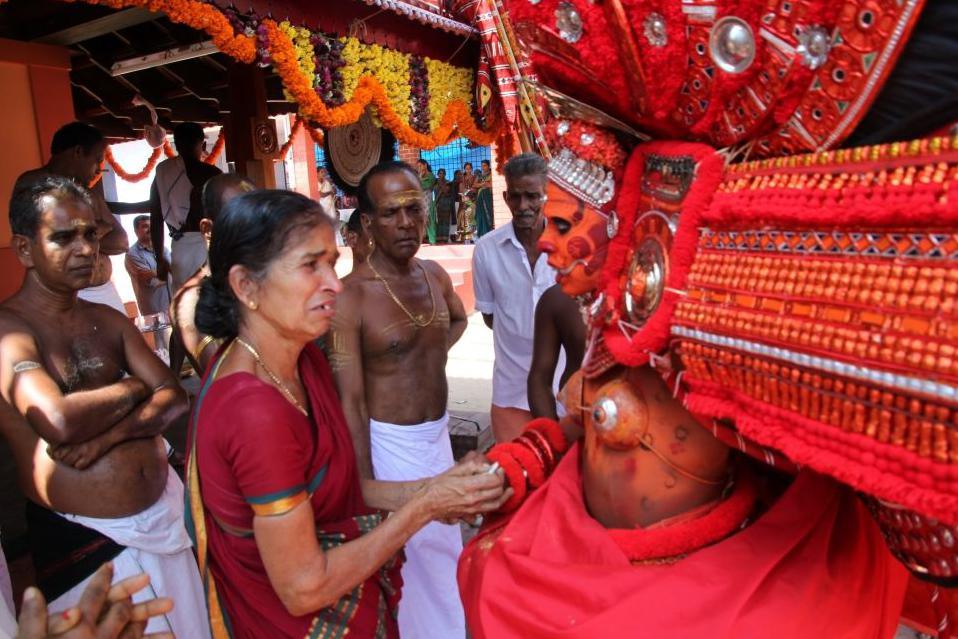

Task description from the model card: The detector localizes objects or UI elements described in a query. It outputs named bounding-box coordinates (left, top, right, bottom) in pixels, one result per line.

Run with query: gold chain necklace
left=234, top=338, right=308, bottom=416
left=367, top=257, right=437, bottom=328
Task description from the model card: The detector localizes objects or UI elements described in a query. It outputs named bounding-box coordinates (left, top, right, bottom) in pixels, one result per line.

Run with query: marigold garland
left=264, top=19, right=498, bottom=149
left=98, top=129, right=225, bottom=184
left=57, top=0, right=497, bottom=151
left=62, top=0, right=256, bottom=63
left=104, top=146, right=163, bottom=182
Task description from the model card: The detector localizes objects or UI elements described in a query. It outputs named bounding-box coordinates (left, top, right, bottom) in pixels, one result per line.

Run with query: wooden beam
left=33, top=8, right=162, bottom=46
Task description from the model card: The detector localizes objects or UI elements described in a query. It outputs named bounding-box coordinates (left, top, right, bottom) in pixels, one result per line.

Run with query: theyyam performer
left=453, top=0, right=958, bottom=636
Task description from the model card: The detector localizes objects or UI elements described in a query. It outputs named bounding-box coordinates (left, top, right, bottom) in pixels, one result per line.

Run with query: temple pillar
left=289, top=123, right=318, bottom=199
left=225, top=62, right=276, bottom=188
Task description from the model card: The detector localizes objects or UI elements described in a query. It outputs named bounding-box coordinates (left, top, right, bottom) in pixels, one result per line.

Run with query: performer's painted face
left=538, top=182, right=609, bottom=297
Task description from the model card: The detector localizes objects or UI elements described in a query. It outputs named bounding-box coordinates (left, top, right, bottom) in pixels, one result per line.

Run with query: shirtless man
left=341, top=208, right=371, bottom=273
left=331, top=161, right=468, bottom=639
left=171, top=173, right=255, bottom=376
left=528, top=283, right=585, bottom=419
left=15, top=122, right=133, bottom=315
left=0, top=177, right=210, bottom=638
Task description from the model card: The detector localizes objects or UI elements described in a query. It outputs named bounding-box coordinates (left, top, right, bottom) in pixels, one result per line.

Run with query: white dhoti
left=78, top=281, right=126, bottom=315
left=0, top=531, right=16, bottom=638
left=51, top=471, right=211, bottom=639
left=170, top=232, right=207, bottom=293
left=369, top=413, right=465, bottom=639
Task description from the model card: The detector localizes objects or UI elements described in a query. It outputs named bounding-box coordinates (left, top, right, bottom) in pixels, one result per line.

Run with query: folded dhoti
left=44, top=471, right=211, bottom=639
left=0, top=530, right=16, bottom=638
left=369, top=413, right=465, bottom=639
left=171, top=232, right=207, bottom=293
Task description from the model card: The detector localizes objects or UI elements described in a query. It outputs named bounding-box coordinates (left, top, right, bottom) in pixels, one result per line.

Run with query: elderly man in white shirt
left=472, top=153, right=564, bottom=442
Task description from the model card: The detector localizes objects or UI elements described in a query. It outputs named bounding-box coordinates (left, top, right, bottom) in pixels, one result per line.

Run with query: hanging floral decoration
left=275, top=116, right=325, bottom=156
left=62, top=0, right=257, bottom=62
left=92, top=128, right=227, bottom=186
left=409, top=55, right=431, bottom=134
left=53, top=0, right=497, bottom=149
left=265, top=19, right=496, bottom=147
left=312, top=33, right=346, bottom=106
left=278, top=20, right=315, bottom=101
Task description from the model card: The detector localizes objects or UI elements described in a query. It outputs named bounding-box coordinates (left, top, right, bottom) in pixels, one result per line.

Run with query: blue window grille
left=419, top=139, right=491, bottom=179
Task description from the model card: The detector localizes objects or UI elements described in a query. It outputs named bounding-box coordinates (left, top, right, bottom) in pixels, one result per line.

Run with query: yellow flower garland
left=279, top=21, right=315, bottom=102
left=425, top=57, right=473, bottom=131
left=47, top=0, right=499, bottom=148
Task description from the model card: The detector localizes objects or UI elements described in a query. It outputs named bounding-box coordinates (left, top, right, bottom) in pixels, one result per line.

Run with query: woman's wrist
left=401, top=481, right=438, bottom=529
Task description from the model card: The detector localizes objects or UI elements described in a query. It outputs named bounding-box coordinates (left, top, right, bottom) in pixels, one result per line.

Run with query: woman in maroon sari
left=185, top=190, right=506, bottom=638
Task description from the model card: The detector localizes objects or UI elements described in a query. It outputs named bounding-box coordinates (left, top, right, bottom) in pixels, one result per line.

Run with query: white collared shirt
left=472, top=222, right=565, bottom=411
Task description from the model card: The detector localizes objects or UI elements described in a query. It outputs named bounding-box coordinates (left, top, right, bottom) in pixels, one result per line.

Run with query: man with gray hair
left=471, top=153, right=564, bottom=442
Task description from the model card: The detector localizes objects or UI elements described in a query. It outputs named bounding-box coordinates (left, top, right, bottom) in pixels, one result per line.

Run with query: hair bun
left=194, top=276, right=239, bottom=339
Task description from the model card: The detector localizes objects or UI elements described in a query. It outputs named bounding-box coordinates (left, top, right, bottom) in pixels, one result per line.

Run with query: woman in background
left=474, top=159, right=494, bottom=238
left=417, top=159, right=438, bottom=245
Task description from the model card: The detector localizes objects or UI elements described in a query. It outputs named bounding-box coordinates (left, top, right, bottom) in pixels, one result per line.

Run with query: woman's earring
left=248, top=300, right=258, bottom=310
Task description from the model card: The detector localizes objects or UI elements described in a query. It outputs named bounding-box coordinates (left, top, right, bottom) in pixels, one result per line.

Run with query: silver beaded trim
left=700, top=228, right=958, bottom=260
left=672, top=326, right=958, bottom=404
left=548, top=148, right=615, bottom=210
left=359, top=0, right=478, bottom=37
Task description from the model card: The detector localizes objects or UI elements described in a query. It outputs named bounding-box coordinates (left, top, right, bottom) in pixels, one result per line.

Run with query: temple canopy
left=0, top=0, right=496, bottom=147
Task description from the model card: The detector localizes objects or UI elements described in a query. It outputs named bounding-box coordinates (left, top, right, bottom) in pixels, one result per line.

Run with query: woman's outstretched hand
left=419, top=458, right=511, bottom=524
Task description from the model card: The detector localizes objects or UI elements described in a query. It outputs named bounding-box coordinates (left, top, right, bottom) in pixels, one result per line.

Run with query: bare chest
left=361, top=285, right=451, bottom=360
left=37, top=325, right=125, bottom=392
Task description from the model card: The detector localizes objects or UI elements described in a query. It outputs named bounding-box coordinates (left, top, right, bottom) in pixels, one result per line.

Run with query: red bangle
left=521, top=429, right=556, bottom=473
left=505, top=441, right=546, bottom=489
left=486, top=445, right=527, bottom=512
left=526, top=418, right=569, bottom=454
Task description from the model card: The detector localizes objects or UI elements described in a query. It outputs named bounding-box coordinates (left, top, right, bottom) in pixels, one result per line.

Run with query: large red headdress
left=473, top=0, right=958, bottom=590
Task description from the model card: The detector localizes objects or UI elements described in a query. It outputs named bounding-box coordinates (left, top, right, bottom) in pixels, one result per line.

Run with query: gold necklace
left=234, top=338, right=308, bottom=416
left=367, top=257, right=437, bottom=328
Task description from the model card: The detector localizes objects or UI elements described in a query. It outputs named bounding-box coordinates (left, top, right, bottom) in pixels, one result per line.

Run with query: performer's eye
left=551, top=218, right=572, bottom=234
left=592, top=397, right=618, bottom=432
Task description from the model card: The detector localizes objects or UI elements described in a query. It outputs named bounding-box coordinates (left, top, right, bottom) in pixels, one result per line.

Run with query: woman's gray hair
left=503, top=153, right=548, bottom=183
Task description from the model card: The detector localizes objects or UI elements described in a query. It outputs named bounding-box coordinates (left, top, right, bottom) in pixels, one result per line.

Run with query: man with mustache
left=471, top=153, right=563, bottom=442
left=14, top=122, right=133, bottom=315
left=330, top=161, right=471, bottom=639
left=0, top=177, right=209, bottom=637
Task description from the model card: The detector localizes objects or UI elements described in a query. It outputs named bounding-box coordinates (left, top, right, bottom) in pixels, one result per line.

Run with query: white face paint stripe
left=672, top=326, right=958, bottom=405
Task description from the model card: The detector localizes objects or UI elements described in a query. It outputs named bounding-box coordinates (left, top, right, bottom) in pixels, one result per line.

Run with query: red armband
left=526, top=417, right=570, bottom=455
left=486, top=444, right=527, bottom=512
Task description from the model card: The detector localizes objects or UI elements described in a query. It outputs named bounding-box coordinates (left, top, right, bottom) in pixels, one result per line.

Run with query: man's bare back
left=0, top=300, right=168, bottom=518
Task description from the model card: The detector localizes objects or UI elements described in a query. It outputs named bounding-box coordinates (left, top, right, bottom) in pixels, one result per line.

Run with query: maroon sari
left=186, top=343, right=401, bottom=639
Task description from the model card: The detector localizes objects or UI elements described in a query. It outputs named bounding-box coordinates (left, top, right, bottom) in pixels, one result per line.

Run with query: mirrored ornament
left=607, top=210, right=619, bottom=239
left=796, top=25, right=830, bottom=70
left=580, top=132, right=595, bottom=145
left=643, top=13, right=667, bottom=47
left=528, top=0, right=542, bottom=4
left=557, top=120, right=571, bottom=136
left=555, top=2, right=584, bottom=43
left=709, top=16, right=756, bottom=74
left=591, top=397, right=619, bottom=433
